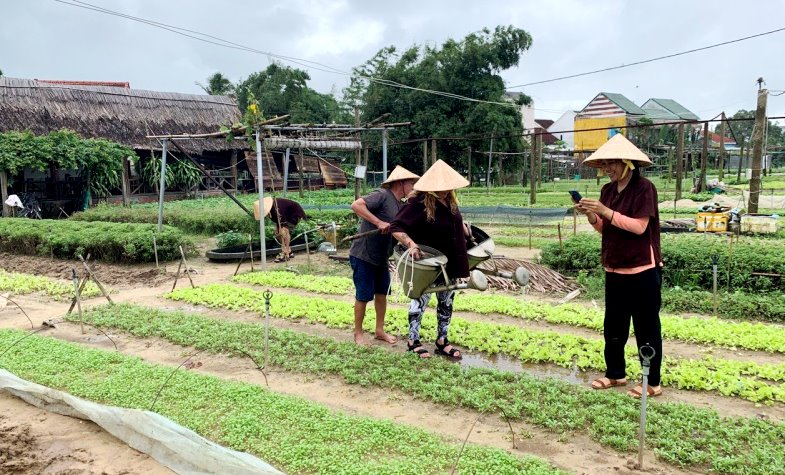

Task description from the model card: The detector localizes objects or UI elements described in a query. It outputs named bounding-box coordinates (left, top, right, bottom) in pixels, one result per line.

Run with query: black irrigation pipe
left=149, top=349, right=204, bottom=411
left=0, top=326, right=52, bottom=360
left=0, top=295, right=34, bottom=329
left=236, top=348, right=269, bottom=387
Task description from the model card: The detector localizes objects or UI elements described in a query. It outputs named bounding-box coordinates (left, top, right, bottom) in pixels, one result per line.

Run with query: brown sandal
left=591, top=377, right=627, bottom=390
left=627, top=385, right=663, bottom=398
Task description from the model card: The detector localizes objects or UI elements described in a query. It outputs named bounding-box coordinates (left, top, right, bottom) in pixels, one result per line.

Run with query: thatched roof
left=0, top=77, right=245, bottom=153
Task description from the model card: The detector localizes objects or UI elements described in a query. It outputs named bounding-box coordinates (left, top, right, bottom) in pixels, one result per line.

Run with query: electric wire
left=508, top=26, right=785, bottom=88
left=53, top=0, right=520, bottom=108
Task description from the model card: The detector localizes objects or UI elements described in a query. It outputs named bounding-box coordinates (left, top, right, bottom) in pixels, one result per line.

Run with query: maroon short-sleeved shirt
left=599, top=174, right=661, bottom=269
left=390, top=194, right=469, bottom=279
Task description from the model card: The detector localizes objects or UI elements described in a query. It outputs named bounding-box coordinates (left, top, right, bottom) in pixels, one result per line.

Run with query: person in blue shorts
left=349, top=166, right=419, bottom=345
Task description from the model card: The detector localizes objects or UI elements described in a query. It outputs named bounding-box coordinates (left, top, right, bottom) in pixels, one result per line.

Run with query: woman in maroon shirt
left=576, top=134, right=663, bottom=398
left=391, top=160, right=471, bottom=360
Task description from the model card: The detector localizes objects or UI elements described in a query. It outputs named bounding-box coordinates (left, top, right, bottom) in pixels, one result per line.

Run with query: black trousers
left=604, top=267, right=663, bottom=386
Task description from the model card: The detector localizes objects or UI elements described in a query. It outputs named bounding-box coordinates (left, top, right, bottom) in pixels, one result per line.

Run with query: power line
left=508, top=26, right=785, bottom=88
left=53, top=0, right=522, bottom=109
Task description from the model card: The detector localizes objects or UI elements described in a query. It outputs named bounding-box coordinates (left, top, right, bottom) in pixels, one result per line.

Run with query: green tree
left=345, top=26, right=533, bottom=176
left=725, top=109, right=784, bottom=148
left=236, top=63, right=349, bottom=123
left=196, top=72, right=234, bottom=96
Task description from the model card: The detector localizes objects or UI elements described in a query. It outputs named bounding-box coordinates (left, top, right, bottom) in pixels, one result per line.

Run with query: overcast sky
left=2, top=0, right=784, bottom=123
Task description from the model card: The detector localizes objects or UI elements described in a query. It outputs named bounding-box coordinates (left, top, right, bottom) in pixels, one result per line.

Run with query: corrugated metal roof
left=601, top=92, right=646, bottom=115
left=648, top=98, right=700, bottom=121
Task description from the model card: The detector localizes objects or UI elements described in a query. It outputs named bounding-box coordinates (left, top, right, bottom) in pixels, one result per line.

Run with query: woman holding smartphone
left=575, top=134, right=663, bottom=399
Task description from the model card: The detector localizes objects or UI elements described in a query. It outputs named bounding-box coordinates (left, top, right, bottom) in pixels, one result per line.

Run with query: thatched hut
left=0, top=77, right=242, bottom=153
left=0, top=77, right=253, bottom=213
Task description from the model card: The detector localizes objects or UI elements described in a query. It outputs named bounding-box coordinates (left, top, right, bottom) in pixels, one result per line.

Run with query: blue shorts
left=350, top=256, right=391, bottom=302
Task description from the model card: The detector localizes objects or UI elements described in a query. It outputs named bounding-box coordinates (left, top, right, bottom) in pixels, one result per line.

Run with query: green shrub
left=215, top=230, right=248, bottom=248
left=662, top=289, right=785, bottom=322
left=541, top=233, right=785, bottom=293
left=0, top=218, right=192, bottom=263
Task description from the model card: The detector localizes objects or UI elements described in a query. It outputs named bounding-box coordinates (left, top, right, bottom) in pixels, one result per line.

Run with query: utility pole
left=698, top=121, right=708, bottom=193
left=748, top=87, right=768, bottom=213
left=718, top=113, right=727, bottom=181
left=675, top=123, right=684, bottom=200
left=354, top=107, right=361, bottom=200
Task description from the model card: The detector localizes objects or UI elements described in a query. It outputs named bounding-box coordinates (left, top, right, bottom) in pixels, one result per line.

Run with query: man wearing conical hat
left=253, top=196, right=307, bottom=263
left=575, top=134, right=664, bottom=399
left=349, top=165, right=420, bottom=345
left=390, top=159, right=471, bottom=360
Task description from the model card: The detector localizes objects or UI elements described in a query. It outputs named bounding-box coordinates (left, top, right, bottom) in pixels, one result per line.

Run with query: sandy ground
left=0, top=243, right=779, bottom=474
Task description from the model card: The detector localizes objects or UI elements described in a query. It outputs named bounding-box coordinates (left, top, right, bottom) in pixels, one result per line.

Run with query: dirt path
left=1, top=250, right=784, bottom=473
left=0, top=391, right=173, bottom=475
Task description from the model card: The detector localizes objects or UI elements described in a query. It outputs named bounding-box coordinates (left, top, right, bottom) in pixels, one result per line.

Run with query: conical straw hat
left=253, top=197, right=274, bottom=220
left=582, top=134, right=652, bottom=168
left=381, top=166, right=420, bottom=188
left=413, top=159, right=470, bottom=192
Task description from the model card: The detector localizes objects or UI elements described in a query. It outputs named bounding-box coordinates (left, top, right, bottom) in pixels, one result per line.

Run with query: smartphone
left=569, top=190, right=583, bottom=203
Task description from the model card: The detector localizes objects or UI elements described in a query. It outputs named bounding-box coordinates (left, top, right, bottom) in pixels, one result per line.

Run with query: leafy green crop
left=166, top=284, right=785, bottom=403
left=0, top=329, right=560, bottom=475
left=0, top=269, right=102, bottom=299
left=234, top=271, right=785, bottom=354
left=63, top=304, right=785, bottom=474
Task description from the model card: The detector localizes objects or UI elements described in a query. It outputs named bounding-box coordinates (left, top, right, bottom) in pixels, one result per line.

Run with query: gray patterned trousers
left=407, top=290, right=455, bottom=342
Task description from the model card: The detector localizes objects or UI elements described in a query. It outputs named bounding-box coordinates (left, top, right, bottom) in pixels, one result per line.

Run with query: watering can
left=467, top=225, right=530, bottom=287
left=393, top=244, right=488, bottom=299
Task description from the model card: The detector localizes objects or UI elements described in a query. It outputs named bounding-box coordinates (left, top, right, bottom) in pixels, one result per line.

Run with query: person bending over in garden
left=349, top=166, right=420, bottom=345
left=575, top=134, right=664, bottom=398
left=256, top=196, right=307, bottom=263
left=390, top=159, right=471, bottom=360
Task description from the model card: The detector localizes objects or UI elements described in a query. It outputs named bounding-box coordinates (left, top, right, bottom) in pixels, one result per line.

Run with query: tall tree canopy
left=236, top=63, right=349, bottom=123
left=196, top=72, right=234, bottom=96
left=345, top=26, right=533, bottom=176
left=724, top=109, right=784, bottom=148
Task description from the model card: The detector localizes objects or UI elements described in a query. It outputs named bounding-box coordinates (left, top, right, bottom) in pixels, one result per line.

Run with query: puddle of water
left=459, top=352, right=592, bottom=386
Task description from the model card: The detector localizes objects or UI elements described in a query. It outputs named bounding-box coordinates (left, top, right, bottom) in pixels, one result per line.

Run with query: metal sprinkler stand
left=263, top=290, right=272, bottom=370
left=637, top=344, right=656, bottom=470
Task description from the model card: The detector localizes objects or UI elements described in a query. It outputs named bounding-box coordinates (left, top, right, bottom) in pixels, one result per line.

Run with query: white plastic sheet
left=0, top=369, right=284, bottom=475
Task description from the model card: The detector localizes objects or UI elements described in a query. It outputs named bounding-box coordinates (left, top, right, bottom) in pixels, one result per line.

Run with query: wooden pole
left=748, top=88, right=768, bottom=213
left=698, top=121, right=709, bottom=193
left=675, top=123, right=684, bottom=200
left=422, top=141, right=428, bottom=173
left=363, top=146, right=369, bottom=193
left=71, top=269, right=85, bottom=334
left=431, top=139, right=437, bottom=166
left=230, top=150, right=238, bottom=195
left=121, top=157, right=130, bottom=207
left=0, top=170, right=10, bottom=217
left=467, top=147, right=472, bottom=185
left=78, top=255, right=113, bottom=303
left=354, top=107, right=361, bottom=200
left=179, top=246, right=195, bottom=288
left=717, top=113, right=727, bottom=181
left=557, top=223, right=563, bottom=251
left=298, top=148, right=305, bottom=198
